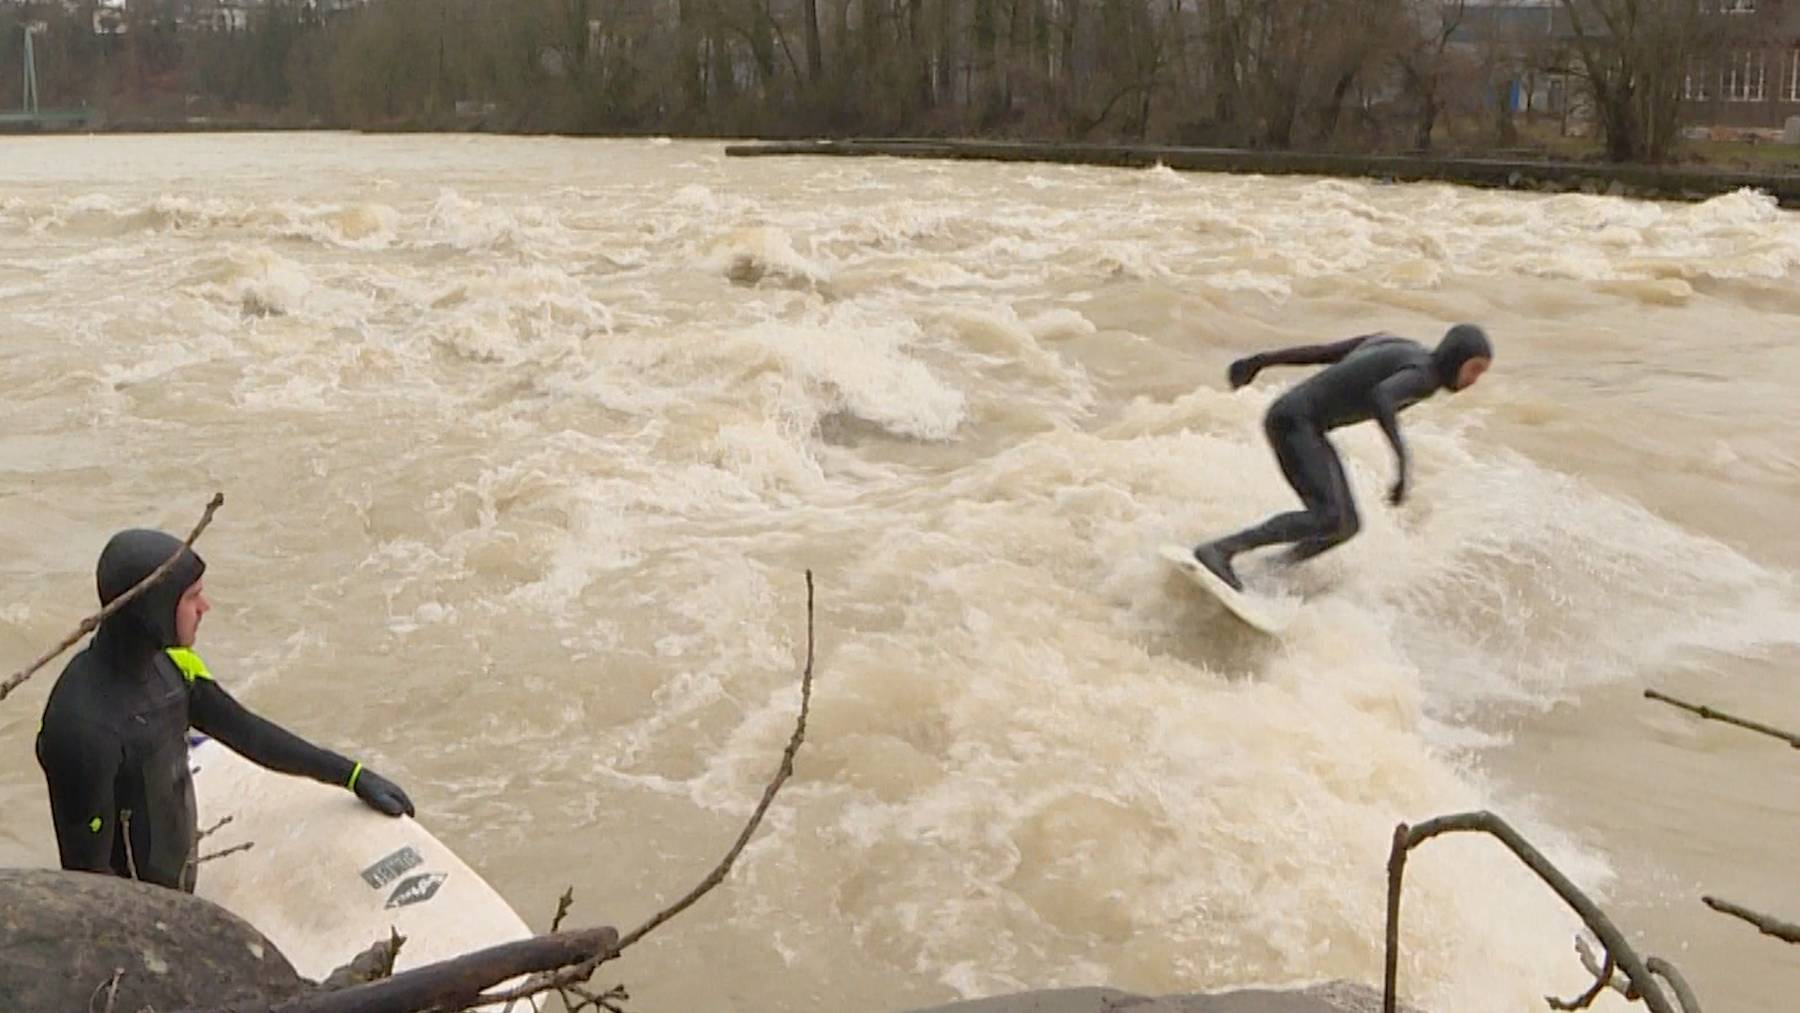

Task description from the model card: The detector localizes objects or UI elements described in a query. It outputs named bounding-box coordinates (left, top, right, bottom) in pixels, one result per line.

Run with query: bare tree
left=1556, top=0, right=1716, bottom=162
left=1395, top=0, right=1468, bottom=150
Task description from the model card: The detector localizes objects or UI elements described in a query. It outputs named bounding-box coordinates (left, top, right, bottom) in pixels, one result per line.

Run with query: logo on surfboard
left=361, top=846, right=425, bottom=889
left=386, top=872, right=448, bottom=909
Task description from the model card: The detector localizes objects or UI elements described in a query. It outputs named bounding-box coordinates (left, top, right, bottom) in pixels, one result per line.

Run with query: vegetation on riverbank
left=7, top=0, right=1800, bottom=174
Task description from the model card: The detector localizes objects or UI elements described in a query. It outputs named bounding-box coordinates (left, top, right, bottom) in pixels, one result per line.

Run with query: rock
left=901, top=981, right=1424, bottom=1013
left=0, top=866, right=306, bottom=1010
left=1605, top=180, right=1629, bottom=198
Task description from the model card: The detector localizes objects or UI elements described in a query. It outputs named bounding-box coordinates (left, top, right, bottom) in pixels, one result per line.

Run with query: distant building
left=1684, top=0, right=1800, bottom=130
left=1452, top=0, right=1800, bottom=134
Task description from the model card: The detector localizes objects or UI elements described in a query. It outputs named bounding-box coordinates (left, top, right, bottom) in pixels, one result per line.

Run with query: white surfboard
left=189, top=735, right=540, bottom=1002
left=1159, top=544, right=1299, bottom=635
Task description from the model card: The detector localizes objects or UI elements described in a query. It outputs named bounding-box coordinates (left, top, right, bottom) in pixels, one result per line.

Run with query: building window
left=1687, top=59, right=1711, bottom=100
left=1722, top=51, right=1767, bottom=101
left=1718, top=0, right=1756, bottom=12
left=1788, top=49, right=1800, bottom=102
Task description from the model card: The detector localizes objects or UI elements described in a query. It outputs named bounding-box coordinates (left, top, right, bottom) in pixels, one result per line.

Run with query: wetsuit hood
left=95, top=529, right=205, bottom=650
left=1432, top=324, right=1493, bottom=389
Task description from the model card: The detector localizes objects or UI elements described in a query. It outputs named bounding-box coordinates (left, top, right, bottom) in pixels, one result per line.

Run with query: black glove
left=1388, top=477, right=1407, bottom=507
left=1227, top=355, right=1264, bottom=390
left=350, top=764, right=415, bottom=817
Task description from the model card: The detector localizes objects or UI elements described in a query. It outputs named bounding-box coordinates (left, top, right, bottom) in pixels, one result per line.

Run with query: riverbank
left=726, top=137, right=1800, bottom=207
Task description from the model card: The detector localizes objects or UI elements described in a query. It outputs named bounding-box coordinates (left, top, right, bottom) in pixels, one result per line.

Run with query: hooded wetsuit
left=36, top=528, right=412, bottom=892
left=1196, top=325, right=1493, bottom=589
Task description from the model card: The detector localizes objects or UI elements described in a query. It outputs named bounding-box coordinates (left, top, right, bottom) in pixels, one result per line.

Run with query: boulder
left=0, top=866, right=306, bottom=1010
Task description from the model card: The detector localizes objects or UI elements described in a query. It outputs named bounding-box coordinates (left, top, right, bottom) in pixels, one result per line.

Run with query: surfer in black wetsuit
left=36, top=528, right=413, bottom=892
left=1192, top=324, right=1494, bottom=591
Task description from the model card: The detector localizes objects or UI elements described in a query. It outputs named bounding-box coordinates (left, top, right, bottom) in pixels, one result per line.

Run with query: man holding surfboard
left=1190, top=324, right=1494, bottom=592
left=36, top=529, right=414, bottom=892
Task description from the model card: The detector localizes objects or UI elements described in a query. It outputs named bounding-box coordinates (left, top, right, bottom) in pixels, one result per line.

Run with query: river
left=0, top=134, right=1795, bottom=1012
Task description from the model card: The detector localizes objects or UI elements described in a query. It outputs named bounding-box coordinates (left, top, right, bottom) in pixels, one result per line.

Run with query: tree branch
left=198, top=841, right=255, bottom=865
left=2, top=493, right=225, bottom=703
left=1548, top=946, right=1613, bottom=1010
left=1647, top=958, right=1702, bottom=1013
left=121, top=810, right=139, bottom=882
left=614, top=567, right=815, bottom=953
left=1645, top=689, right=1800, bottom=750
left=1576, top=935, right=1638, bottom=1001
left=89, top=969, right=125, bottom=1013
left=1383, top=811, right=1685, bottom=1013
left=318, top=931, right=407, bottom=990
left=550, top=888, right=575, bottom=933
left=475, top=568, right=820, bottom=1010
left=198, top=815, right=235, bottom=841
left=1703, top=896, right=1800, bottom=945
left=176, top=928, right=621, bottom=1013
left=186, top=569, right=821, bottom=1013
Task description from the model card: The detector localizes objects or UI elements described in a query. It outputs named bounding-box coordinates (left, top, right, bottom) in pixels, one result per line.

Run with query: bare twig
left=89, top=969, right=124, bottom=1013
left=570, top=983, right=629, bottom=1012
left=378, top=927, right=404, bottom=981
left=179, top=569, right=821, bottom=1013
left=1548, top=946, right=1614, bottom=1010
left=616, top=568, right=814, bottom=952
left=1703, top=896, right=1800, bottom=944
left=120, top=810, right=139, bottom=882
left=198, top=841, right=255, bottom=865
left=2, top=493, right=225, bottom=703
left=477, top=569, right=819, bottom=1010
left=318, top=931, right=407, bottom=991
left=551, top=888, right=575, bottom=933
left=197, top=816, right=234, bottom=841
left=1645, top=689, right=1800, bottom=749
left=1382, top=811, right=1685, bottom=1013
left=1576, top=936, right=1637, bottom=1000
left=1647, top=958, right=1702, bottom=1013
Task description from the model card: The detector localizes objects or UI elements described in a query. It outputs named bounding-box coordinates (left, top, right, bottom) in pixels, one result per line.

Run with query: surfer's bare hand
left=1227, top=355, right=1263, bottom=390
left=353, top=767, right=415, bottom=818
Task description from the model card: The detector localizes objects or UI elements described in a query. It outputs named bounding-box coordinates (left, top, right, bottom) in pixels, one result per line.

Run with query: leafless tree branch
left=89, top=968, right=125, bottom=1013
left=1383, top=810, right=1688, bottom=1013
left=1646, top=958, right=1701, bottom=1013
left=182, top=569, right=820, bottom=1013
left=179, top=927, right=619, bottom=1013
left=318, top=931, right=406, bottom=991
left=1575, top=936, right=1638, bottom=1000
left=1703, top=896, right=1800, bottom=945
left=198, top=842, right=256, bottom=866
left=121, top=810, right=139, bottom=882
left=1548, top=946, right=1613, bottom=1010
left=477, top=570, right=819, bottom=1010
left=614, top=566, right=815, bottom=954
left=2, top=493, right=225, bottom=703
left=550, top=888, right=575, bottom=934
left=1645, top=689, right=1800, bottom=750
